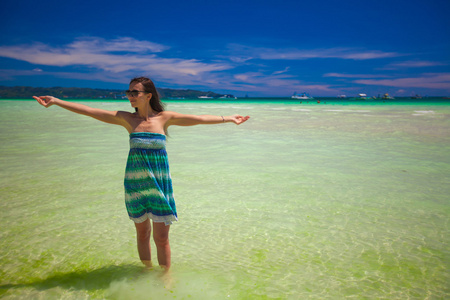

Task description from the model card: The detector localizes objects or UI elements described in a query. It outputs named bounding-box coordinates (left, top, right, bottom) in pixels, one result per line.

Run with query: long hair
left=130, top=77, right=165, bottom=113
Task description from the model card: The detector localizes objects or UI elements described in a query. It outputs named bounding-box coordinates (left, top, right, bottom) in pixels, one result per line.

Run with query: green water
left=1, top=99, right=449, bottom=299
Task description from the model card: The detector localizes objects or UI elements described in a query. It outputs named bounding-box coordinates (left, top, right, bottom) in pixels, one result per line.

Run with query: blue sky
left=0, top=0, right=449, bottom=97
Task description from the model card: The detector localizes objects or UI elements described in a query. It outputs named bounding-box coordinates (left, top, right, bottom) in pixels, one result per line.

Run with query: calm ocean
left=1, top=98, right=449, bottom=299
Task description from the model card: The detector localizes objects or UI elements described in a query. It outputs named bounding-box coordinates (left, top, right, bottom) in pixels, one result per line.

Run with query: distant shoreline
left=0, top=85, right=229, bottom=100
left=1, top=86, right=448, bottom=100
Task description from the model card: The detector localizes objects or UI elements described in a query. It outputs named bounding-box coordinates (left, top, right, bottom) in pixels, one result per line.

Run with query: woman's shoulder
left=161, top=111, right=189, bottom=117
left=160, top=110, right=177, bottom=118
left=161, top=110, right=175, bottom=114
left=117, top=110, right=136, bottom=117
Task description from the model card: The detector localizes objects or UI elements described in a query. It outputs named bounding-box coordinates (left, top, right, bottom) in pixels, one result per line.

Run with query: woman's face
left=127, top=82, right=151, bottom=108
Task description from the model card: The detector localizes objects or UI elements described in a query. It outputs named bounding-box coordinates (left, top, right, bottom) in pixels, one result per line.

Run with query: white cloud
left=324, top=73, right=390, bottom=79
left=0, top=37, right=340, bottom=94
left=226, top=44, right=403, bottom=62
left=383, top=60, right=447, bottom=69
left=69, top=37, right=169, bottom=53
left=0, top=37, right=233, bottom=85
left=0, top=68, right=130, bottom=84
left=229, top=71, right=336, bottom=95
left=233, top=72, right=300, bottom=87
left=260, top=48, right=401, bottom=60
left=272, top=67, right=290, bottom=75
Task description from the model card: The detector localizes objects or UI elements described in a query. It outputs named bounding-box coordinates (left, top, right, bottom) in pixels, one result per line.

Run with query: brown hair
left=130, top=77, right=165, bottom=112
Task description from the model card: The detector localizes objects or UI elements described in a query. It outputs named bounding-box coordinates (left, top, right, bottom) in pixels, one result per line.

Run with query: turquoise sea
left=1, top=98, right=449, bottom=299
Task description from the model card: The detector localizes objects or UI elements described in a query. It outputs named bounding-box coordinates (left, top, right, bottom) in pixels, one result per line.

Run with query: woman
left=33, top=76, right=250, bottom=270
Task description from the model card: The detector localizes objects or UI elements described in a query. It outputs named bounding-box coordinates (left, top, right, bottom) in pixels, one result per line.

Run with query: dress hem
left=129, top=212, right=177, bottom=226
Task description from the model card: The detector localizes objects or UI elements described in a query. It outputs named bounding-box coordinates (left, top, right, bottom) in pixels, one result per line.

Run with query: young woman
left=33, top=76, right=250, bottom=270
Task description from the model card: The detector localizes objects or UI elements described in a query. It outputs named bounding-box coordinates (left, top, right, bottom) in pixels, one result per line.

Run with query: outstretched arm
left=33, top=96, right=127, bottom=126
left=165, top=112, right=250, bottom=127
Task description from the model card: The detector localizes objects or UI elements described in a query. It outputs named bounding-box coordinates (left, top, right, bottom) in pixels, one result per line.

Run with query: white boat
left=219, top=94, right=237, bottom=99
left=356, top=93, right=370, bottom=100
left=198, top=95, right=213, bottom=99
left=292, top=92, right=313, bottom=100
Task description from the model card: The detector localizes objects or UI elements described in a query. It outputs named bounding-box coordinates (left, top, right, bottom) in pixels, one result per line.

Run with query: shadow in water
left=0, top=264, right=144, bottom=292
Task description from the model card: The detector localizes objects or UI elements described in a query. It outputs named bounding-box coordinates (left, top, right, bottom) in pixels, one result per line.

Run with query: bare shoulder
left=160, top=110, right=181, bottom=120
left=160, top=110, right=176, bottom=117
left=117, top=110, right=136, bottom=119
left=161, top=111, right=191, bottom=119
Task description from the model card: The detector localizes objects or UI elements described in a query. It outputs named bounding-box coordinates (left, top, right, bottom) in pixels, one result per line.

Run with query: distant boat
left=381, top=93, right=394, bottom=100
left=292, top=92, right=313, bottom=100
left=356, top=93, right=370, bottom=100
left=337, top=95, right=347, bottom=99
left=198, top=95, right=213, bottom=99
left=219, top=94, right=237, bottom=99
left=411, top=94, right=422, bottom=99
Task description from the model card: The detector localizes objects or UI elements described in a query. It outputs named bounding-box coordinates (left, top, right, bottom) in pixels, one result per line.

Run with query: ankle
left=141, top=260, right=153, bottom=268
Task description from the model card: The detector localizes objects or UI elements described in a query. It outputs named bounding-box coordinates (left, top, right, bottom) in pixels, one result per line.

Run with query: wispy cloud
left=272, top=67, right=291, bottom=75
left=229, top=71, right=335, bottom=95
left=0, top=68, right=132, bottom=84
left=391, top=60, right=446, bottom=68
left=380, top=60, right=447, bottom=70
left=0, top=37, right=341, bottom=95
left=233, top=72, right=300, bottom=87
left=259, top=48, right=401, bottom=60
left=69, top=37, right=170, bottom=53
left=226, top=44, right=403, bottom=62
left=0, top=37, right=232, bottom=83
left=354, top=73, right=450, bottom=90
left=324, top=73, right=391, bottom=79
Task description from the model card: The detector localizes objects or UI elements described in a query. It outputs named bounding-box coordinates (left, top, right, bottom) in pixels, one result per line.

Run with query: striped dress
left=124, top=132, right=177, bottom=225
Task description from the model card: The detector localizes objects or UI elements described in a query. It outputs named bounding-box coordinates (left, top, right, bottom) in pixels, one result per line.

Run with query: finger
left=33, top=96, right=43, bottom=104
left=237, top=116, right=250, bottom=124
left=34, top=96, right=51, bottom=107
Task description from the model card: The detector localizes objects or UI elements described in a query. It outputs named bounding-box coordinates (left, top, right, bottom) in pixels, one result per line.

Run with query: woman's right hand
left=33, top=96, right=59, bottom=108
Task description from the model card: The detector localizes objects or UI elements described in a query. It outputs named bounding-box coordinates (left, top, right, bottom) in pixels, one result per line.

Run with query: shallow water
left=1, top=100, right=449, bottom=299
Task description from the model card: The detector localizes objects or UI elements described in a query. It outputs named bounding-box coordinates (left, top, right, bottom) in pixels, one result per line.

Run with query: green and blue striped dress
left=124, top=132, right=177, bottom=225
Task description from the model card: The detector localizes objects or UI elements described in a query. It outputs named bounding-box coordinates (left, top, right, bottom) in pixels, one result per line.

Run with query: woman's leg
left=134, top=219, right=153, bottom=267
left=152, top=222, right=171, bottom=269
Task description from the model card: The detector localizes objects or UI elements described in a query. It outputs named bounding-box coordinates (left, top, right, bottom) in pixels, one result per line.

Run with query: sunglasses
left=125, top=90, right=150, bottom=97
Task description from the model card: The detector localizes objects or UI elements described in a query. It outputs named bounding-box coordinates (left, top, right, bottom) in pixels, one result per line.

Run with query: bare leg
left=152, top=222, right=171, bottom=269
left=134, top=219, right=153, bottom=268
